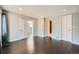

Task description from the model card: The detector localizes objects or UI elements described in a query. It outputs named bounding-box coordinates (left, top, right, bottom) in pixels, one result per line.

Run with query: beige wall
left=7, top=12, right=38, bottom=42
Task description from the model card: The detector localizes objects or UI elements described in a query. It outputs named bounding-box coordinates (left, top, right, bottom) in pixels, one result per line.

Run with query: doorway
left=45, top=19, right=52, bottom=37
left=27, top=21, right=33, bottom=38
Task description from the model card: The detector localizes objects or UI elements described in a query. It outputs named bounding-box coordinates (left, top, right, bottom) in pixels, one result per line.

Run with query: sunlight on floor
left=26, top=36, right=35, bottom=53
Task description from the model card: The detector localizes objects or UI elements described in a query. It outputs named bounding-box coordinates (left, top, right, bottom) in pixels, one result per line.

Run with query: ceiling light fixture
left=64, top=9, right=67, bottom=11
left=18, top=8, right=22, bottom=11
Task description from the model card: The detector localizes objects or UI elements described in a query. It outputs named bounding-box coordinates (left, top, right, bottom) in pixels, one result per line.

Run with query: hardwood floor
left=0, top=36, right=79, bottom=54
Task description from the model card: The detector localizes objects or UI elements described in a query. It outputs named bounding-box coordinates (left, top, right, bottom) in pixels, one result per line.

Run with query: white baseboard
left=9, top=37, right=27, bottom=42
left=52, top=38, right=79, bottom=45
left=71, top=42, right=79, bottom=45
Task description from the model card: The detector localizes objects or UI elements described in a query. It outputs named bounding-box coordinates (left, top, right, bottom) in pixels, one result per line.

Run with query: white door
left=27, top=21, right=33, bottom=37
left=62, top=15, right=72, bottom=42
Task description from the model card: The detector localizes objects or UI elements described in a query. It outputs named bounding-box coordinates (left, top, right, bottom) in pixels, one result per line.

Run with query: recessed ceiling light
left=64, top=9, right=67, bottom=11
left=18, top=8, right=22, bottom=11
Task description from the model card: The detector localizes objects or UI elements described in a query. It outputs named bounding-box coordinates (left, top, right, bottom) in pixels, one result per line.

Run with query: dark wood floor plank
left=0, top=36, right=79, bottom=54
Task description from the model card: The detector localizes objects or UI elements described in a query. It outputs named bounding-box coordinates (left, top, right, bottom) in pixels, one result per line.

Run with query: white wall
left=72, top=13, right=79, bottom=45
left=33, top=19, right=38, bottom=36
left=7, top=12, right=38, bottom=42
left=52, top=16, right=62, bottom=40
left=52, top=12, right=79, bottom=45
left=37, top=18, right=44, bottom=37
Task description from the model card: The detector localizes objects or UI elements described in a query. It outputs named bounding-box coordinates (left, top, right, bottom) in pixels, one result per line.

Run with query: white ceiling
left=1, top=5, right=79, bottom=18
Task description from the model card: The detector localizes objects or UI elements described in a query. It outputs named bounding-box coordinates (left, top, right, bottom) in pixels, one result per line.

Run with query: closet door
left=62, top=15, right=72, bottom=42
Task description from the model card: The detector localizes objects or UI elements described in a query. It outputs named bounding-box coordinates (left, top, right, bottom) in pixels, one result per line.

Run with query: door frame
left=27, top=20, right=33, bottom=37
